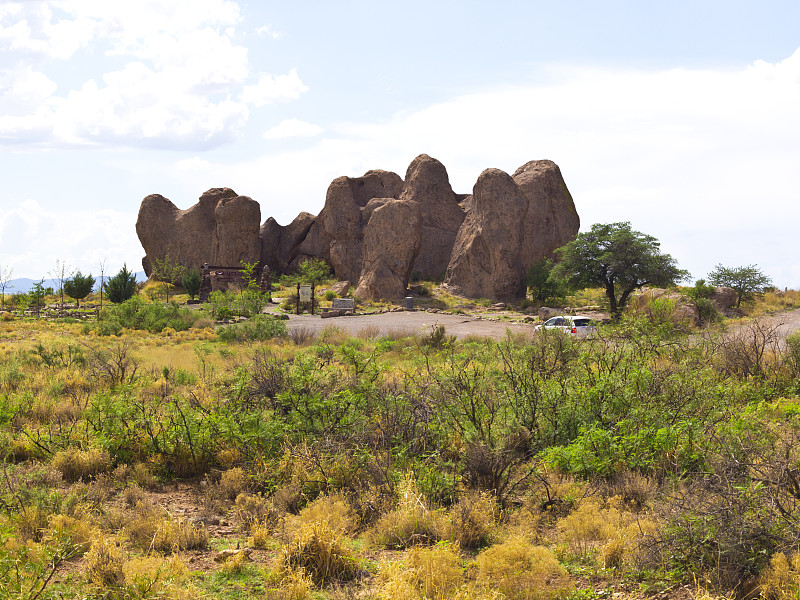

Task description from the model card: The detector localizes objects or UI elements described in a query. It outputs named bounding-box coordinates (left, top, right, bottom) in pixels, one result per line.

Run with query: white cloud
left=263, top=118, right=323, bottom=139
left=0, top=198, right=142, bottom=278
left=176, top=157, right=214, bottom=172
left=0, top=1, right=307, bottom=149
left=256, top=24, right=282, bottom=39
left=241, top=69, right=308, bottom=106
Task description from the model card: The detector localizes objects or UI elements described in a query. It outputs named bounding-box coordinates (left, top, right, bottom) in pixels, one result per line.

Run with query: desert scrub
left=475, top=537, right=572, bottom=600
left=370, top=473, right=445, bottom=549
left=379, top=543, right=463, bottom=600
left=85, top=534, right=125, bottom=587
left=217, top=315, right=288, bottom=342
left=296, top=494, right=358, bottom=536
left=446, top=490, right=498, bottom=550
left=123, top=501, right=209, bottom=553
left=52, top=447, right=111, bottom=482
left=234, top=493, right=282, bottom=532
left=281, top=520, right=360, bottom=585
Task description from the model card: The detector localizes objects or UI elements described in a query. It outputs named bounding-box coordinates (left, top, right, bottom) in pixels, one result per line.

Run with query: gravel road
left=278, top=307, right=800, bottom=343
left=281, top=309, right=538, bottom=341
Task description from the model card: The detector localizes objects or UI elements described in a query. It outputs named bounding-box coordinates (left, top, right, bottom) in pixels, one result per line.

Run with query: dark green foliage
left=63, top=271, right=95, bottom=307
left=553, top=222, right=689, bottom=316
left=207, top=289, right=268, bottom=319
left=285, top=257, right=331, bottom=285
left=526, top=259, right=565, bottom=303
left=104, top=264, right=137, bottom=303
left=28, top=280, right=46, bottom=316
left=88, top=297, right=198, bottom=334
left=708, top=264, right=773, bottom=308
left=182, top=267, right=202, bottom=300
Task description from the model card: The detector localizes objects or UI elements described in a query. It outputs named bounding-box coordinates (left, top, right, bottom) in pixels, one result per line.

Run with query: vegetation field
left=3, top=286, right=800, bottom=600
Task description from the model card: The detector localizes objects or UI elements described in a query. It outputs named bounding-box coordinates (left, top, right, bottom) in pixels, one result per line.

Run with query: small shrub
left=217, top=315, right=289, bottom=343
left=290, top=326, right=316, bottom=345
left=370, top=473, right=445, bottom=549
left=297, top=494, right=358, bottom=536
left=379, top=543, right=462, bottom=600
left=281, top=521, right=360, bottom=585
left=124, top=501, right=209, bottom=553
left=760, top=552, right=800, bottom=599
left=52, top=447, right=111, bottom=482
left=447, top=491, right=498, bottom=550
left=85, top=534, right=125, bottom=587
left=420, top=325, right=455, bottom=349
left=219, top=467, right=250, bottom=501
left=476, top=537, right=572, bottom=600
left=235, top=493, right=281, bottom=531
left=47, top=514, right=97, bottom=555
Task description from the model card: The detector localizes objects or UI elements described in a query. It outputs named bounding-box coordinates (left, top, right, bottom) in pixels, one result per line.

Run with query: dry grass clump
left=123, top=555, right=197, bottom=600
left=235, top=493, right=282, bottom=532
left=297, top=494, right=358, bottom=536
left=379, top=543, right=462, bottom=600
left=370, top=473, right=445, bottom=549
left=475, top=537, right=572, bottom=600
left=219, top=466, right=250, bottom=500
left=446, top=490, right=498, bottom=550
left=85, top=534, right=125, bottom=587
left=760, top=552, right=800, bottom=599
left=281, top=521, right=360, bottom=586
left=47, top=513, right=97, bottom=555
left=557, top=496, right=656, bottom=568
left=123, top=501, right=208, bottom=553
left=52, top=447, right=111, bottom=482
left=264, top=568, right=314, bottom=600
left=14, top=505, right=50, bottom=541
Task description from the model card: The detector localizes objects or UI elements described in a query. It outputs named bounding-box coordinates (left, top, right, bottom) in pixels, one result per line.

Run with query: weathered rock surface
left=513, top=160, right=580, bottom=264
left=212, top=195, right=261, bottom=266
left=400, top=154, right=465, bottom=280
left=355, top=199, right=421, bottom=302
left=711, top=286, right=737, bottom=309
left=136, top=155, right=580, bottom=301
left=136, top=188, right=236, bottom=276
left=444, top=169, right=529, bottom=299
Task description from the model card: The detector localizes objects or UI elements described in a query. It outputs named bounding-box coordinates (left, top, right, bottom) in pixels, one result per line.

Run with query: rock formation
left=444, top=169, right=529, bottom=299
left=135, top=154, right=579, bottom=301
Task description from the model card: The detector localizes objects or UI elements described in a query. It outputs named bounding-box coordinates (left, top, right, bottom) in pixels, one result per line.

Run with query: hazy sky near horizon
left=2, top=1, right=800, bottom=287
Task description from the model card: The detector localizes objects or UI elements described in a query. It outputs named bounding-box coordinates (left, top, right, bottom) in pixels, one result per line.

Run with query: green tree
left=63, top=271, right=95, bottom=307
left=29, top=279, right=46, bottom=317
left=295, top=258, right=331, bottom=285
left=708, top=264, right=773, bottom=308
left=183, top=267, right=202, bottom=300
left=105, top=264, right=138, bottom=303
left=526, top=259, right=565, bottom=303
left=151, top=253, right=187, bottom=302
left=552, top=222, right=689, bottom=316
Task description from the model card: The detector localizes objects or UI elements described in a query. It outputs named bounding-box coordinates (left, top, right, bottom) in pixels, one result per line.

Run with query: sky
left=2, top=0, right=800, bottom=288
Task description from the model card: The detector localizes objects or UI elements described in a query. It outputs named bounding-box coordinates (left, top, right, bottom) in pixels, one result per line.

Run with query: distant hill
left=5, top=272, right=147, bottom=294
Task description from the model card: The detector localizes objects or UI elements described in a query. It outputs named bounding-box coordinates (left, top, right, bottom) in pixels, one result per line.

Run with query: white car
left=534, top=315, right=597, bottom=338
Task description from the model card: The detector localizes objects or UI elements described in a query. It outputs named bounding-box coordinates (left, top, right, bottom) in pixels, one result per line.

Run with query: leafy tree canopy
left=104, top=264, right=138, bottom=304
left=63, top=271, right=95, bottom=307
left=183, top=267, right=202, bottom=300
left=708, top=264, right=772, bottom=308
left=553, top=222, right=689, bottom=316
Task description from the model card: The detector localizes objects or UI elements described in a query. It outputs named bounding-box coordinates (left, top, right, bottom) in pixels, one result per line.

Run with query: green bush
left=87, top=297, right=198, bottom=334
left=217, top=315, right=289, bottom=343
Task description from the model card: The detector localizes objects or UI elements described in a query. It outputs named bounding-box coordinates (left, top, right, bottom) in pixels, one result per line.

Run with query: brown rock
left=401, top=154, right=465, bottom=280
left=136, top=188, right=235, bottom=275
left=211, top=195, right=261, bottom=266
left=355, top=199, right=421, bottom=302
left=444, top=169, right=528, bottom=299
left=329, top=281, right=351, bottom=296
left=711, top=286, right=737, bottom=309
left=512, top=160, right=580, bottom=265
left=261, top=212, right=318, bottom=274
